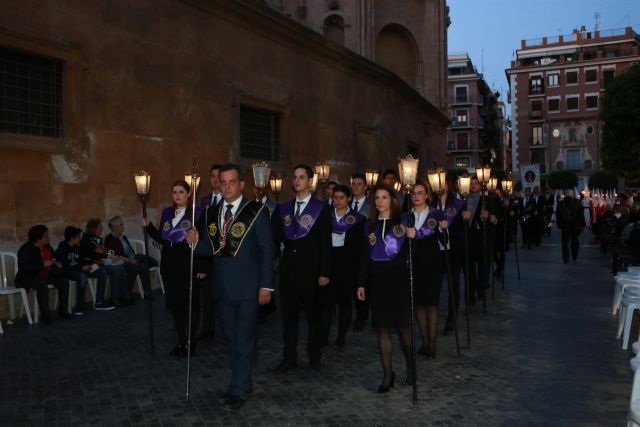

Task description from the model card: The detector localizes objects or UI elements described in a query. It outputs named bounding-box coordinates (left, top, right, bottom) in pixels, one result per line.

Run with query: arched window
left=324, top=15, right=345, bottom=46
left=375, top=25, right=419, bottom=87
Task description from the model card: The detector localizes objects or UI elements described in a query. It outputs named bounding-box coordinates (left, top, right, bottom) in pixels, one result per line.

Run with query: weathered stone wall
left=0, top=0, right=447, bottom=250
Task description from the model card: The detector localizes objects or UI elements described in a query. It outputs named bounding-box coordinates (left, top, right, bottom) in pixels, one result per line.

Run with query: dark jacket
left=54, top=241, right=83, bottom=274
left=104, top=233, right=135, bottom=258
left=79, top=235, right=108, bottom=264
left=556, top=197, right=586, bottom=232
left=15, top=242, right=53, bottom=285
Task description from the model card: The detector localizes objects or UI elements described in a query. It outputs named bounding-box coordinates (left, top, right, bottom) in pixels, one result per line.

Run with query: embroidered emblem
left=179, top=220, right=191, bottom=230
left=208, top=223, right=217, bottom=237
left=369, top=232, right=376, bottom=246
left=345, top=215, right=356, bottom=225
left=299, top=214, right=312, bottom=228
left=392, top=224, right=406, bottom=237
left=231, top=222, right=246, bottom=238
left=162, top=221, right=170, bottom=231
left=447, top=207, right=457, bottom=217
left=284, top=215, right=292, bottom=227
left=427, top=218, right=437, bottom=229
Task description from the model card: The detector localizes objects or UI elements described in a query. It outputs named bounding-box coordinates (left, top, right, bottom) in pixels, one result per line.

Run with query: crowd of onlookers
left=13, top=217, right=157, bottom=325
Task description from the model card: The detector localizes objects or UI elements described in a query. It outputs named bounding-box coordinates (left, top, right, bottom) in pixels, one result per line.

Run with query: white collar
left=296, top=193, right=312, bottom=204
left=353, top=195, right=366, bottom=203
left=223, top=195, right=243, bottom=210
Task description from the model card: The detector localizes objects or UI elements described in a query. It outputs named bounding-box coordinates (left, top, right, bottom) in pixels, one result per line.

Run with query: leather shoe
left=273, top=359, right=297, bottom=373
left=377, top=371, right=395, bottom=393
left=222, top=395, right=246, bottom=412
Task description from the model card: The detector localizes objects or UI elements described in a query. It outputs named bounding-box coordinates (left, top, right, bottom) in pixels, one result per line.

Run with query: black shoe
left=377, top=371, right=395, bottom=394
left=169, top=345, right=187, bottom=357
left=442, top=322, right=453, bottom=336
left=222, top=395, right=246, bottom=412
left=94, top=301, right=115, bottom=311
left=59, top=311, right=74, bottom=319
left=273, top=359, right=297, bottom=373
left=308, top=360, right=321, bottom=372
left=426, top=339, right=437, bottom=359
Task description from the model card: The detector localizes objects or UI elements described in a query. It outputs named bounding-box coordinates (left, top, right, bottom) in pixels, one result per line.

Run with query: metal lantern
left=398, top=155, right=419, bottom=191
left=393, top=181, right=402, bottom=192
left=134, top=171, right=151, bottom=197
left=427, top=168, right=447, bottom=195
left=503, top=175, right=513, bottom=195
left=252, top=162, right=271, bottom=189
left=365, top=169, right=379, bottom=187
left=310, top=173, right=319, bottom=193
left=475, top=165, right=492, bottom=184
left=458, top=173, right=471, bottom=198
left=314, top=162, right=330, bottom=183
left=184, top=174, right=201, bottom=196
left=488, top=176, right=499, bottom=192
left=269, top=174, right=283, bottom=195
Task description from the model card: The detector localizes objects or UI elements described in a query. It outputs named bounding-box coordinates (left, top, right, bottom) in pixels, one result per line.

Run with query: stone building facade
left=0, top=0, right=449, bottom=245
left=506, top=26, right=640, bottom=189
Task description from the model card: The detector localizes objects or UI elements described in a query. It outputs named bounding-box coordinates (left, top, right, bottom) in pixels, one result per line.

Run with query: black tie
left=212, top=195, right=218, bottom=206
left=354, top=201, right=359, bottom=212
left=295, top=201, right=303, bottom=219
left=225, top=204, right=233, bottom=221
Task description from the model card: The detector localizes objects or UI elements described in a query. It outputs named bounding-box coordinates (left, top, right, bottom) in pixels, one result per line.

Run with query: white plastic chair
left=614, top=275, right=640, bottom=315
left=628, top=357, right=640, bottom=426
left=0, top=251, right=33, bottom=326
left=618, top=292, right=640, bottom=350
left=130, top=238, right=164, bottom=295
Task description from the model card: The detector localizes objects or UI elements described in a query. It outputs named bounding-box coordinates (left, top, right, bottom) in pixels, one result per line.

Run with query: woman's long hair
left=369, top=185, right=402, bottom=227
left=172, top=179, right=192, bottom=209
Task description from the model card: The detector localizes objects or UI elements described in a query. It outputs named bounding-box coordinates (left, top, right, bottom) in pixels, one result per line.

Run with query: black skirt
left=369, top=256, right=410, bottom=329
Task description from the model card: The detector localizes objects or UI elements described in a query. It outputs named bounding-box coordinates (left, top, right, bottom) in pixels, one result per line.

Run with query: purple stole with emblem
left=407, top=209, right=443, bottom=240
left=279, top=197, right=325, bottom=240
left=332, top=209, right=365, bottom=235
left=443, top=198, right=464, bottom=227
left=160, top=206, right=203, bottom=244
left=366, top=217, right=408, bottom=261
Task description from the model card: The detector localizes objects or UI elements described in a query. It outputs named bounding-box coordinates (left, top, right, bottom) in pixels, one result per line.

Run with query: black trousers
left=18, top=275, right=69, bottom=315
left=280, top=277, right=322, bottom=363
left=561, top=230, right=580, bottom=263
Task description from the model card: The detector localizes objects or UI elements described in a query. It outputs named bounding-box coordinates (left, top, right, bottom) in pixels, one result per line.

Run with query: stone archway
left=324, top=14, right=345, bottom=46
left=375, top=24, right=419, bottom=88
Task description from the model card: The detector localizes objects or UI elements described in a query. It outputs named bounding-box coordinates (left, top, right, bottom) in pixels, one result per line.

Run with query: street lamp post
left=269, top=174, right=283, bottom=203
left=427, top=168, right=461, bottom=357
left=315, top=162, right=330, bottom=200
left=133, top=171, right=154, bottom=354
left=252, top=161, right=271, bottom=203
left=398, top=154, right=419, bottom=405
left=474, top=165, right=491, bottom=315
left=457, top=172, right=472, bottom=348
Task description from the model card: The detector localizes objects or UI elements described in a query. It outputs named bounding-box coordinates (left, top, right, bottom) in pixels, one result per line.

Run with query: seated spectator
left=104, top=216, right=157, bottom=299
left=55, top=226, right=110, bottom=315
left=15, top=225, right=72, bottom=324
left=80, top=219, right=129, bottom=309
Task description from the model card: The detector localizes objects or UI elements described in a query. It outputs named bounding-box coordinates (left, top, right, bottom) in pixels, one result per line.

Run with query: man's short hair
left=28, top=224, right=48, bottom=243
left=293, top=164, right=314, bottom=180
left=332, top=184, right=352, bottom=198
left=64, top=226, right=82, bottom=241
left=382, top=169, right=399, bottom=180
left=107, top=216, right=122, bottom=231
left=351, top=173, right=366, bottom=183
left=327, top=180, right=338, bottom=188
left=218, top=163, right=244, bottom=180
left=210, top=164, right=221, bottom=173
left=85, top=218, right=102, bottom=237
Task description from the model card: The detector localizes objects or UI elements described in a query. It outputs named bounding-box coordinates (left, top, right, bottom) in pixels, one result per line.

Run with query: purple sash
left=160, top=206, right=203, bottom=244
left=279, top=198, right=325, bottom=240
left=366, top=218, right=408, bottom=261
left=443, top=198, right=464, bottom=227
left=332, top=209, right=365, bottom=234
left=406, top=209, right=443, bottom=240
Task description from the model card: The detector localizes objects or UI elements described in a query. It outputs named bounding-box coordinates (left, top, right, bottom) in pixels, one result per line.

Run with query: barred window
left=239, top=106, right=280, bottom=160
left=0, top=46, right=64, bottom=138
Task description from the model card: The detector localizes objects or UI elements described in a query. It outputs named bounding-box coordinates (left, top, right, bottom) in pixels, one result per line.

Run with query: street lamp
left=475, top=165, right=492, bottom=185
left=398, top=155, right=419, bottom=192
left=315, top=162, right=330, bottom=199
left=457, top=171, right=472, bottom=347
left=487, top=176, right=499, bottom=192
left=133, top=170, right=153, bottom=353
left=393, top=181, right=402, bottom=192
left=183, top=174, right=201, bottom=196
left=310, top=173, right=319, bottom=194
left=458, top=173, right=471, bottom=198
left=252, top=161, right=271, bottom=189
left=427, top=168, right=447, bottom=196
left=269, top=174, right=283, bottom=203
left=474, top=164, right=491, bottom=315
left=365, top=169, right=379, bottom=187
left=503, top=175, right=513, bottom=196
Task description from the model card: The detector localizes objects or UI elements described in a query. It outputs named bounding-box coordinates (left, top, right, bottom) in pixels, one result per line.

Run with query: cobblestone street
left=0, top=230, right=631, bottom=426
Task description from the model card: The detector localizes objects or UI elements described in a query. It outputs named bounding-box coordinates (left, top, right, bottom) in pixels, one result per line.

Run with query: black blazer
left=15, top=242, right=50, bottom=285
left=331, top=220, right=365, bottom=285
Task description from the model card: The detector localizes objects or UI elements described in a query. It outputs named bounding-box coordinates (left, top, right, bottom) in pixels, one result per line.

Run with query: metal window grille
left=0, top=46, right=64, bottom=138
left=239, top=106, right=279, bottom=160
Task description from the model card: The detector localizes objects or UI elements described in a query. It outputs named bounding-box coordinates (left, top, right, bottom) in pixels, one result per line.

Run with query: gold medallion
left=162, top=221, right=170, bottom=231
left=427, top=218, right=437, bottom=229
left=208, top=223, right=217, bottom=236
left=345, top=215, right=356, bottom=225
left=393, top=224, right=406, bottom=237
left=231, top=222, right=246, bottom=238
left=284, top=215, right=292, bottom=227
left=369, top=232, right=376, bottom=246
left=447, top=207, right=457, bottom=217
left=179, top=220, right=191, bottom=230
left=299, top=214, right=312, bottom=228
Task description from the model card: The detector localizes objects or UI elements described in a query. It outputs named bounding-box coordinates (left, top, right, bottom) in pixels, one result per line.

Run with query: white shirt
left=295, top=193, right=312, bottom=215
left=256, top=196, right=267, bottom=204
left=352, top=195, right=366, bottom=212
left=210, top=192, right=223, bottom=206
left=219, top=196, right=243, bottom=228
left=412, top=206, right=429, bottom=230
left=331, top=208, right=349, bottom=247
left=172, top=207, right=186, bottom=227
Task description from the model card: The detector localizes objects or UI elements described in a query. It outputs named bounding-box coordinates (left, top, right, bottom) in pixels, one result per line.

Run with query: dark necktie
left=295, top=201, right=304, bottom=219
left=354, top=201, right=359, bottom=212
left=225, top=204, right=233, bottom=221
left=212, top=195, right=218, bottom=206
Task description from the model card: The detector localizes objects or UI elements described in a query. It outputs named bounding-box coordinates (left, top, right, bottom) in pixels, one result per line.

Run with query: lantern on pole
left=314, top=162, right=330, bottom=199
left=427, top=168, right=447, bottom=196
left=269, top=174, right=283, bottom=203
left=458, top=173, right=471, bottom=199
left=398, top=155, right=419, bottom=193
left=310, top=173, right=319, bottom=193
left=183, top=174, right=201, bottom=196
left=488, top=176, right=499, bottom=192
left=365, top=169, right=379, bottom=187
left=252, top=162, right=271, bottom=189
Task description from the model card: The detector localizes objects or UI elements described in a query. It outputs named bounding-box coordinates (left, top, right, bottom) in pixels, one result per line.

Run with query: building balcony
left=447, top=139, right=478, bottom=152
left=450, top=117, right=474, bottom=128
left=450, top=95, right=471, bottom=105
left=528, top=110, right=544, bottom=121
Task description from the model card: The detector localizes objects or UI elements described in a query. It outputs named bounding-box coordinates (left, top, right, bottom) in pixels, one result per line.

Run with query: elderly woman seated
left=104, top=216, right=157, bottom=300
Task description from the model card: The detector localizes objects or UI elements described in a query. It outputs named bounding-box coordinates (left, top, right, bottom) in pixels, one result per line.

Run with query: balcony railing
left=450, top=95, right=471, bottom=104
left=528, top=110, right=544, bottom=120
left=450, top=117, right=473, bottom=127
left=447, top=139, right=476, bottom=151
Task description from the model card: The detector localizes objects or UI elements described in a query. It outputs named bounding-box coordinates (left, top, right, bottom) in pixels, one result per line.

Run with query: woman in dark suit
left=406, top=181, right=443, bottom=358
left=357, top=186, right=412, bottom=393
left=321, top=184, right=365, bottom=348
left=143, top=179, right=207, bottom=356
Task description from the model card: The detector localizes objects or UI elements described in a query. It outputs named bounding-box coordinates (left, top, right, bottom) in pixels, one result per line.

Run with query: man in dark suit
left=189, top=163, right=274, bottom=412
left=556, top=189, right=586, bottom=263
left=272, top=164, right=332, bottom=372
left=350, top=173, right=371, bottom=219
